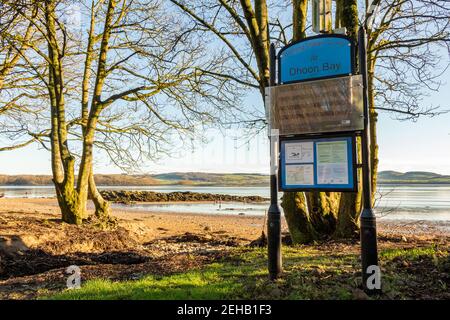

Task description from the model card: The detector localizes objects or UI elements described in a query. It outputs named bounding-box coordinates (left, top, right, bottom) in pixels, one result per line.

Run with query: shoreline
left=3, top=196, right=450, bottom=221
left=1, top=198, right=449, bottom=238
left=2, top=182, right=450, bottom=186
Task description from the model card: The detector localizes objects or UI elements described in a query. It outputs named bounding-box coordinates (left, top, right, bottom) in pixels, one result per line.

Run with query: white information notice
left=285, top=141, right=314, bottom=163
left=316, top=140, right=349, bottom=185
left=286, top=164, right=314, bottom=186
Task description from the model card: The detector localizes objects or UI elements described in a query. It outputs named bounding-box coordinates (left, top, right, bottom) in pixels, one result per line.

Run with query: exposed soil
left=0, top=198, right=449, bottom=300
left=0, top=202, right=246, bottom=299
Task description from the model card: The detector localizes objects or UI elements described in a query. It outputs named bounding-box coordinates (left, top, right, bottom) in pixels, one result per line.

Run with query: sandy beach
left=0, top=198, right=278, bottom=243
left=1, top=198, right=449, bottom=299
left=2, top=198, right=449, bottom=241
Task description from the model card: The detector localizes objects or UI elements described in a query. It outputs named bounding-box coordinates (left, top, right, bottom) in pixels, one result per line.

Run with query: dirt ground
left=0, top=198, right=449, bottom=299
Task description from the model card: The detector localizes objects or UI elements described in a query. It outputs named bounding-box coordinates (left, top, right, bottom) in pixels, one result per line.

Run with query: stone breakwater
left=100, top=190, right=269, bottom=204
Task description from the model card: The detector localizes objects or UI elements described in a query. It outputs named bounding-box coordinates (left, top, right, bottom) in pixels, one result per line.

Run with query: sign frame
left=278, top=132, right=358, bottom=192
left=277, top=34, right=356, bottom=85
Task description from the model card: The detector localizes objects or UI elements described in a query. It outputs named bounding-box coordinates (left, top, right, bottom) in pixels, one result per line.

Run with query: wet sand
left=0, top=198, right=275, bottom=243
left=1, top=198, right=449, bottom=242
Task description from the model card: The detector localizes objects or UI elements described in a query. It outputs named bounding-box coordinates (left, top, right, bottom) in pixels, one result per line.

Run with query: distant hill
left=378, top=171, right=450, bottom=184
left=0, top=172, right=269, bottom=186
left=0, top=174, right=162, bottom=186
left=152, top=172, right=269, bottom=186
left=1, top=171, right=449, bottom=186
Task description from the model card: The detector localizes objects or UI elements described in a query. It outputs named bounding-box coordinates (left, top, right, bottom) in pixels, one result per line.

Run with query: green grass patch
left=48, top=266, right=243, bottom=300
left=379, top=246, right=440, bottom=260
left=45, top=244, right=449, bottom=300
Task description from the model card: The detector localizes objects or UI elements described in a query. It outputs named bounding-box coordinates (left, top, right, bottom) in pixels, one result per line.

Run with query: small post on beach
left=358, top=26, right=381, bottom=294
left=267, top=43, right=282, bottom=280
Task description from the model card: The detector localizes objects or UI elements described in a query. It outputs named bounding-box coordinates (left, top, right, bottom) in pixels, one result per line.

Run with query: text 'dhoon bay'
left=279, top=36, right=353, bottom=83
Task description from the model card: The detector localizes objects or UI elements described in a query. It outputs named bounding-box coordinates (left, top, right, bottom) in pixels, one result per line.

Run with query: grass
left=45, top=244, right=449, bottom=300
left=48, top=268, right=242, bottom=300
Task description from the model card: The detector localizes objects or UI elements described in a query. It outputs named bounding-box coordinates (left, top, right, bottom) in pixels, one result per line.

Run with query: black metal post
left=358, top=27, right=381, bottom=294
left=267, top=43, right=282, bottom=280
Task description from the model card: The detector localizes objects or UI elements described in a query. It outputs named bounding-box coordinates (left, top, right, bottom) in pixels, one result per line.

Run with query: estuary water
left=1, top=184, right=450, bottom=221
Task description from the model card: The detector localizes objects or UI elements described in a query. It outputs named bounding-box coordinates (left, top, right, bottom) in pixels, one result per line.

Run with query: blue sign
left=279, top=135, right=356, bottom=191
left=278, top=35, right=354, bottom=84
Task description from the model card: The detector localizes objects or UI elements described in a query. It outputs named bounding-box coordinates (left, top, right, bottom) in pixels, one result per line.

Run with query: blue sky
left=1, top=2, right=449, bottom=176
left=1, top=71, right=449, bottom=176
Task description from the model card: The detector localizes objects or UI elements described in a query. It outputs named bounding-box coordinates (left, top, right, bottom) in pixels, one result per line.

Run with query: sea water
left=1, top=184, right=450, bottom=221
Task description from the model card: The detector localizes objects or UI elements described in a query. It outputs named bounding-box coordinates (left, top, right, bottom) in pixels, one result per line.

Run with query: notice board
left=279, top=134, right=357, bottom=192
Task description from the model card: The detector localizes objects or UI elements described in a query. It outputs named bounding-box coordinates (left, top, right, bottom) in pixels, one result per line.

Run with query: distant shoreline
left=2, top=182, right=450, bottom=187
left=1, top=198, right=449, bottom=235
left=2, top=170, right=450, bottom=186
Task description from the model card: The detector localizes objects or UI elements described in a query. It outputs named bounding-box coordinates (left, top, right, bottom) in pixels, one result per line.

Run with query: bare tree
left=0, top=0, right=243, bottom=224
left=170, top=0, right=450, bottom=242
left=0, top=1, right=48, bottom=152
left=367, top=0, right=450, bottom=195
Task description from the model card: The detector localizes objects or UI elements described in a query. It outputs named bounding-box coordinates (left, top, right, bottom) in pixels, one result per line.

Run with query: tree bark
left=368, top=58, right=378, bottom=202
left=292, top=0, right=308, bottom=40
left=45, top=0, right=84, bottom=224
left=79, top=1, right=112, bottom=220
left=307, top=191, right=339, bottom=235
left=88, top=172, right=111, bottom=219
left=279, top=0, right=328, bottom=244
left=341, top=0, right=358, bottom=40
left=282, top=192, right=319, bottom=243
left=335, top=0, right=343, bottom=29
left=77, top=0, right=116, bottom=221
left=332, top=0, right=361, bottom=239
left=334, top=139, right=362, bottom=237
left=240, top=0, right=270, bottom=89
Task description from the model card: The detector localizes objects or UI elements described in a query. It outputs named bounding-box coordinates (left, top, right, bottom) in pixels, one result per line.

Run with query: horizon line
left=0, top=170, right=448, bottom=176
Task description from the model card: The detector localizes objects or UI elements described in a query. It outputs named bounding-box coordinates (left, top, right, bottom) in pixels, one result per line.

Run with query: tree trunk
left=341, top=0, right=358, bottom=40
left=282, top=192, right=319, bottom=243
left=56, top=185, right=83, bottom=225
left=88, top=171, right=111, bottom=219
left=307, top=191, right=339, bottom=235
left=279, top=0, right=323, bottom=244
left=76, top=0, right=117, bottom=223
left=334, top=135, right=362, bottom=238
left=335, top=0, right=343, bottom=29
left=292, top=0, right=308, bottom=40
left=45, top=0, right=88, bottom=225
left=282, top=0, right=344, bottom=243
left=334, top=190, right=361, bottom=237
left=331, top=0, right=361, bottom=239
left=368, top=58, right=378, bottom=202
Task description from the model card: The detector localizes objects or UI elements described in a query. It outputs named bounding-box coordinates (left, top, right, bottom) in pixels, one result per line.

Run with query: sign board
left=278, top=35, right=354, bottom=84
left=267, top=75, right=364, bottom=136
left=279, top=135, right=357, bottom=192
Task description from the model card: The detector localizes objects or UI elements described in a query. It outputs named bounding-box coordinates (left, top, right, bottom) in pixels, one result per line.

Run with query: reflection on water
left=113, top=202, right=267, bottom=216
left=376, top=185, right=450, bottom=209
left=0, top=185, right=271, bottom=198
left=2, top=184, right=450, bottom=221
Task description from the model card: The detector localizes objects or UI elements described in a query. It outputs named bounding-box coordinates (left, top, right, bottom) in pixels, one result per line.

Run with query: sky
left=1, top=73, right=449, bottom=176
left=1, top=2, right=450, bottom=176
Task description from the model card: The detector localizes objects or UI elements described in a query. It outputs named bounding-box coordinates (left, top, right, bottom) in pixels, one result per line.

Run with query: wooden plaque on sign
left=266, top=75, right=364, bottom=136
